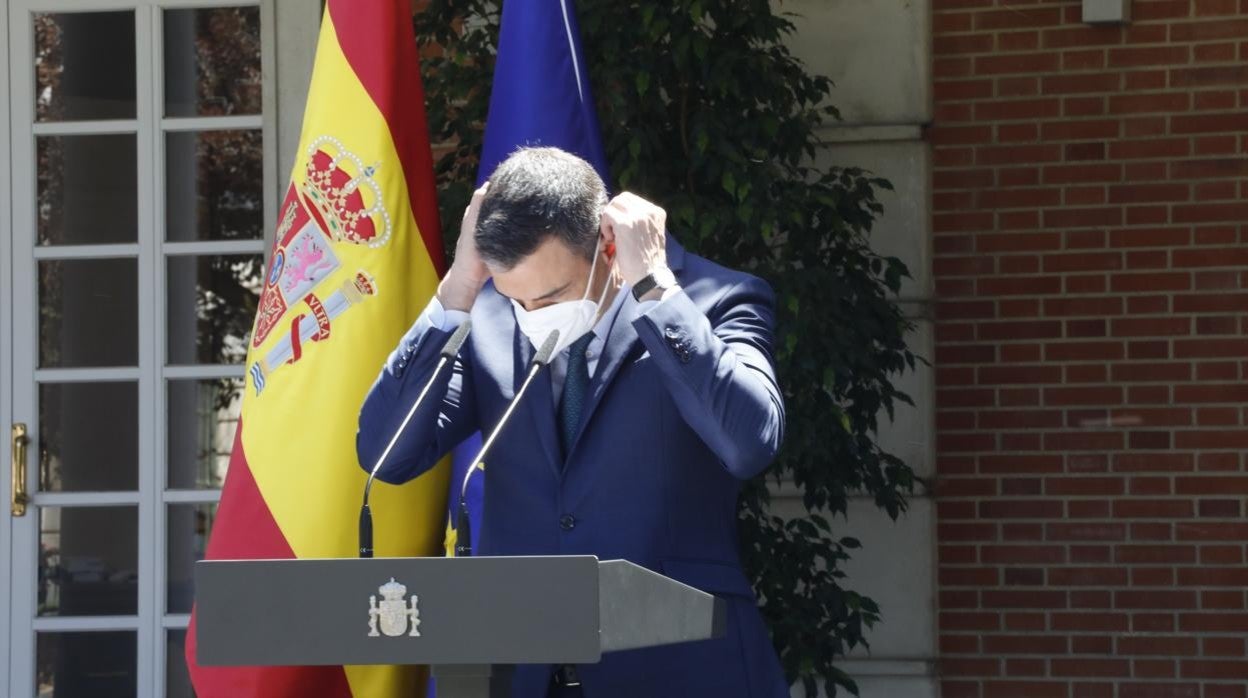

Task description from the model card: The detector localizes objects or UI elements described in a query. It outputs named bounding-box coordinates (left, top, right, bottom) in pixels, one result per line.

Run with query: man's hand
left=601, top=192, right=669, bottom=289
left=438, top=183, right=491, bottom=312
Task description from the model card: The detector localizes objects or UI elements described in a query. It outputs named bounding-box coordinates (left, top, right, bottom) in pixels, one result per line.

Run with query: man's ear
left=599, top=213, right=617, bottom=258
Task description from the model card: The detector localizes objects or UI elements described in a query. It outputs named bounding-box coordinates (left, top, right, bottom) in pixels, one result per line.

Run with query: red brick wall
left=930, top=1, right=1248, bottom=696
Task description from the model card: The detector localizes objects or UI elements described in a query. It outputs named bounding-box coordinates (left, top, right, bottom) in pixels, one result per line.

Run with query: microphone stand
left=454, top=328, right=562, bottom=557
left=359, top=320, right=472, bottom=558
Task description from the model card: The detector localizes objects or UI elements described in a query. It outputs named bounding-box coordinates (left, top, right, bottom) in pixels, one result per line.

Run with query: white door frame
left=1, top=0, right=13, bottom=687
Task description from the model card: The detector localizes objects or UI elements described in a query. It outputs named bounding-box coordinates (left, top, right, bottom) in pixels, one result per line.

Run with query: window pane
left=39, top=506, right=138, bottom=617
left=163, top=7, right=261, bottom=118
left=37, top=134, right=138, bottom=245
left=36, top=631, right=137, bottom=697
left=39, top=258, right=138, bottom=368
left=167, top=254, right=263, bottom=365
left=168, top=378, right=241, bottom=489
left=35, top=12, right=136, bottom=122
left=39, top=382, right=138, bottom=492
left=166, top=130, right=264, bottom=241
left=167, top=503, right=217, bottom=613
left=167, top=629, right=198, bottom=698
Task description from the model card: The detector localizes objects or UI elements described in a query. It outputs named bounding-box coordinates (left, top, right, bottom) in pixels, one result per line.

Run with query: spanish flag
left=185, top=1, right=448, bottom=696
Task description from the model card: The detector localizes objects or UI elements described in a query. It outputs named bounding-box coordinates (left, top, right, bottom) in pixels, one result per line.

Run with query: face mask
left=512, top=238, right=613, bottom=357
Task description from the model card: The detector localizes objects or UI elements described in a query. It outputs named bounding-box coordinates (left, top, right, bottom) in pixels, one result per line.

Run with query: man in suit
left=357, top=147, right=788, bottom=697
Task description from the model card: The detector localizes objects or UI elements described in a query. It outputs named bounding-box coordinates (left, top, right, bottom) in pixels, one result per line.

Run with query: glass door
left=7, top=2, right=273, bottom=695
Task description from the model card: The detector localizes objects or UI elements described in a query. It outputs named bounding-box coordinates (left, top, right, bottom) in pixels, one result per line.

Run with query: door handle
left=12, top=423, right=28, bottom=516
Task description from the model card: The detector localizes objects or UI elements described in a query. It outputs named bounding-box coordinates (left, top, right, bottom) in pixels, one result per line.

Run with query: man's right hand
left=437, top=183, right=490, bottom=312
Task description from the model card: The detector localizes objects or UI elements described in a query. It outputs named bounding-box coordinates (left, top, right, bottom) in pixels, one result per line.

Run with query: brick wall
left=930, top=1, right=1248, bottom=697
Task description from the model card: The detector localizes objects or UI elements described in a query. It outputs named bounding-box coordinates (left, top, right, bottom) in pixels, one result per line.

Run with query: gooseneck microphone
left=454, top=328, right=561, bottom=557
left=359, top=320, right=472, bottom=558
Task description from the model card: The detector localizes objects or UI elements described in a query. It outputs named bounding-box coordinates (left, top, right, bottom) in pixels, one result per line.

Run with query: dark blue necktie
left=558, top=332, right=596, bottom=456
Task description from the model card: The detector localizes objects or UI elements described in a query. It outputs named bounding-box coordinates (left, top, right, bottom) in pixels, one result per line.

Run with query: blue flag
left=478, top=0, right=609, bottom=184
left=448, top=0, right=610, bottom=559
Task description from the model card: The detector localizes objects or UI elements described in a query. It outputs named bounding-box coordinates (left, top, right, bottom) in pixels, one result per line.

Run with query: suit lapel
left=513, top=325, right=562, bottom=480
left=564, top=234, right=688, bottom=460
left=568, top=293, right=640, bottom=457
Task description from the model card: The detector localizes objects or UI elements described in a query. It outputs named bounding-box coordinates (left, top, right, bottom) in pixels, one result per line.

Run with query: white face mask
left=511, top=238, right=613, bottom=357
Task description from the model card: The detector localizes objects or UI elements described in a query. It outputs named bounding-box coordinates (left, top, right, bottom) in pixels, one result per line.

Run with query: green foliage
left=416, top=2, right=920, bottom=695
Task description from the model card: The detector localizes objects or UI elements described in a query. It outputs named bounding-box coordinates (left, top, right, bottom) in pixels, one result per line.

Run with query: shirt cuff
left=426, top=295, right=471, bottom=331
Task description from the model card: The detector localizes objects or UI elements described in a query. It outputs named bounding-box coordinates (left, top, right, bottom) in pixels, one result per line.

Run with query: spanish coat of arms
left=368, top=577, right=421, bottom=638
left=249, top=135, right=391, bottom=396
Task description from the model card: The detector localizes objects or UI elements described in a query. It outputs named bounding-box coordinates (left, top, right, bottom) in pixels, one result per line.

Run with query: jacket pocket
left=660, top=558, right=755, bottom=599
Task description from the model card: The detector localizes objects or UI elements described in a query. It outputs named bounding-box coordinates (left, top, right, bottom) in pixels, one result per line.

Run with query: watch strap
left=632, top=267, right=675, bottom=301
left=632, top=273, right=659, bottom=301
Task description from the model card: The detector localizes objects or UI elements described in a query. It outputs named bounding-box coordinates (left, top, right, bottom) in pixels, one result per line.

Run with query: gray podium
left=194, top=556, right=726, bottom=698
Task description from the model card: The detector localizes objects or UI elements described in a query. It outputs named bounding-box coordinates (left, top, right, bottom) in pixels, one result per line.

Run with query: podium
left=194, top=556, right=726, bottom=697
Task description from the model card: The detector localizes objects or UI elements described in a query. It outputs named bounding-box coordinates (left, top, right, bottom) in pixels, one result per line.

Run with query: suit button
left=559, top=514, right=577, bottom=531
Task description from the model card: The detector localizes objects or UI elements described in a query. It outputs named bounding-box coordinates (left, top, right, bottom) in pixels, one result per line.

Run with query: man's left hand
left=601, top=192, right=669, bottom=287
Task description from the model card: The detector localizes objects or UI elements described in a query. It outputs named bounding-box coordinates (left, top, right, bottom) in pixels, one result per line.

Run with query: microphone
left=454, top=328, right=560, bottom=557
left=359, top=319, right=472, bottom=558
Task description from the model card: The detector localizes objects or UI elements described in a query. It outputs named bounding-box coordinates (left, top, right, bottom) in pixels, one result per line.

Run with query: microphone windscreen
left=533, top=329, right=560, bottom=366
left=440, top=319, right=473, bottom=359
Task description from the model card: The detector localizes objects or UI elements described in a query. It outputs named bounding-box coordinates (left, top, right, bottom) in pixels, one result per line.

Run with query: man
left=357, top=147, right=788, bottom=697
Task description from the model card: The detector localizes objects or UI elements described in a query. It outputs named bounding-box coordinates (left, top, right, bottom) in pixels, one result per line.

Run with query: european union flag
left=449, top=0, right=610, bottom=558
left=477, top=0, right=609, bottom=183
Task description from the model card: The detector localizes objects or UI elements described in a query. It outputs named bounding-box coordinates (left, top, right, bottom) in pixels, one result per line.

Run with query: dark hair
left=474, top=147, right=607, bottom=270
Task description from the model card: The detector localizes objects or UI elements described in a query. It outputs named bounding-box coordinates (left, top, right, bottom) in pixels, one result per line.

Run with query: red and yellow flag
left=186, top=1, right=449, bottom=695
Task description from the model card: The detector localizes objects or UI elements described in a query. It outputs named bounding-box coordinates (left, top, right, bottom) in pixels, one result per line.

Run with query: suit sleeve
left=355, top=299, right=478, bottom=484
left=632, top=276, right=785, bottom=480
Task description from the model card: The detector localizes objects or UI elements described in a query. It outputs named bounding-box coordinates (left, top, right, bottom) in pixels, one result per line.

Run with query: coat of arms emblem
left=368, top=577, right=421, bottom=638
left=247, top=134, right=391, bottom=396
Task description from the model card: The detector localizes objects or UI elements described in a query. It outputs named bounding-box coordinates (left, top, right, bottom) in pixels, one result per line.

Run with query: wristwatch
left=632, top=267, right=678, bottom=301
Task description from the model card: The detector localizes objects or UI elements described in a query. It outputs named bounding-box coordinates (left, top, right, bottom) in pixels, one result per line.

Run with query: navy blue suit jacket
left=357, top=237, right=788, bottom=697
